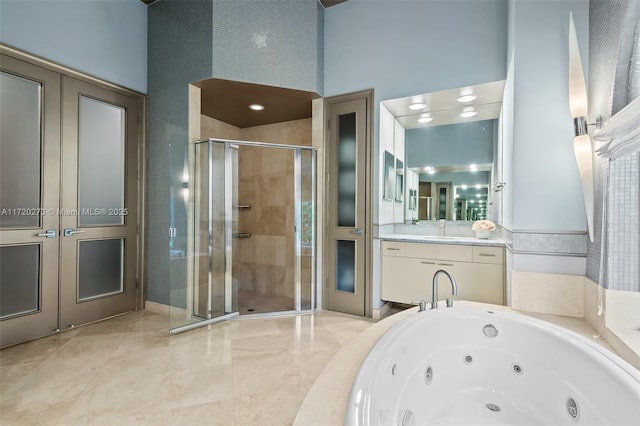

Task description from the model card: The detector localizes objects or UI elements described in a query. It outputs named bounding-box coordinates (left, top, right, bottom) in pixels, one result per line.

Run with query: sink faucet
left=431, top=269, right=458, bottom=309
left=438, top=219, right=446, bottom=236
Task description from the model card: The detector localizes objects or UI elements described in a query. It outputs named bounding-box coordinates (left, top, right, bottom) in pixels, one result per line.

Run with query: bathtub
left=346, top=308, right=640, bottom=426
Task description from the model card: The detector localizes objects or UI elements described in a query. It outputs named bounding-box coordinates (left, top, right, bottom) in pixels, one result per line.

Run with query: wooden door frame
left=0, top=44, right=147, bottom=313
left=323, top=89, right=373, bottom=318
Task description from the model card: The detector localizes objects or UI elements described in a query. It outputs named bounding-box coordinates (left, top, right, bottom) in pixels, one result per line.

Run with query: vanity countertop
left=379, top=233, right=506, bottom=247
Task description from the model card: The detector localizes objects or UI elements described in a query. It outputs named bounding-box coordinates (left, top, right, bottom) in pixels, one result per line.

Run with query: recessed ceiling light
left=249, top=104, right=265, bottom=111
left=460, top=107, right=478, bottom=118
left=409, top=102, right=426, bottom=110
left=428, top=170, right=436, bottom=175
left=461, top=185, right=468, bottom=190
left=457, top=94, right=477, bottom=103
left=476, top=184, right=481, bottom=189
left=417, top=113, right=433, bottom=123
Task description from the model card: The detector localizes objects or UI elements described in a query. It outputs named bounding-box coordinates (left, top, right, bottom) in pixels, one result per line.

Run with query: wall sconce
left=568, top=12, right=599, bottom=243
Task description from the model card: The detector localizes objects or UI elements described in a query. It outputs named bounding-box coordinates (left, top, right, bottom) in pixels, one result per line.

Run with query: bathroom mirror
left=383, top=150, right=395, bottom=201
left=381, top=80, right=506, bottom=224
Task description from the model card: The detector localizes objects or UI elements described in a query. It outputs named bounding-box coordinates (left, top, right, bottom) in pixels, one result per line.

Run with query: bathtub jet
left=346, top=308, right=640, bottom=426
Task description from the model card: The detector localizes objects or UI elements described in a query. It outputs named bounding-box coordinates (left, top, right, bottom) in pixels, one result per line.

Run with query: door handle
left=349, top=228, right=364, bottom=236
left=63, top=228, right=85, bottom=237
left=36, top=229, right=57, bottom=238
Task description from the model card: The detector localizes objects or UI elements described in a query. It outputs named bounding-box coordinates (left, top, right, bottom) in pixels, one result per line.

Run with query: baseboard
left=372, top=302, right=391, bottom=321
left=144, top=300, right=171, bottom=315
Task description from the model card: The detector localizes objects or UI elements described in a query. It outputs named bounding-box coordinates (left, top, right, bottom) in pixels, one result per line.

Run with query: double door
left=0, top=54, right=140, bottom=347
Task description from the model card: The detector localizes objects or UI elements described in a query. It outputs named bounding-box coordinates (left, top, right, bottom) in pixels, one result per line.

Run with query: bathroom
left=0, top=0, right=638, bottom=423
left=152, top=0, right=638, bottom=362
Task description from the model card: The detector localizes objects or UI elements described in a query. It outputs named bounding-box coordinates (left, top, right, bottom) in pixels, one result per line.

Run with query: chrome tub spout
left=431, top=269, right=458, bottom=309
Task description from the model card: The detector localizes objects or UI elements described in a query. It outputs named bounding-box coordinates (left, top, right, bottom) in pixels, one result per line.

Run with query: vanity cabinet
left=381, top=241, right=504, bottom=305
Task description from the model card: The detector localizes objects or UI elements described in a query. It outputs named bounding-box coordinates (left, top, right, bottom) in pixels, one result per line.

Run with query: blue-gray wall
left=324, top=0, right=508, bottom=225
left=508, top=0, right=588, bottom=233
left=503, top=0, right=590, bottom=277
left=324, top=0, right=507, bottom=101
left=0, top=0, right=147, bottom=93
left=147, top=0, right=323, bottom=305
left=405, top=120, right=495, bottom=169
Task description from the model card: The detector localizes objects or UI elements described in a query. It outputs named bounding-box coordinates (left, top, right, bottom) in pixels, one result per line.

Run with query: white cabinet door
left=454, top=262, right=504, bottom=305
left=382, top=256, right=438, bottom=304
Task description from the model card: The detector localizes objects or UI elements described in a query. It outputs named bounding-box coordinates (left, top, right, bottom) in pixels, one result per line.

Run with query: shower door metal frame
left=173, top=138, right=316, bottom=334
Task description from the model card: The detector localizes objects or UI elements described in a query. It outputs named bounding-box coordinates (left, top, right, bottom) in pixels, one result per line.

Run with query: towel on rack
left=595, top=96, right=640, bottom=159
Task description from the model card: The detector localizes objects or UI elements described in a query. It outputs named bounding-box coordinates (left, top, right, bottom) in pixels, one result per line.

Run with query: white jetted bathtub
left=346, top=308, right=640, bottom=426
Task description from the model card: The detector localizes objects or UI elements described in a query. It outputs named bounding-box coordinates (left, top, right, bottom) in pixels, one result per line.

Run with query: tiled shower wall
left=237, top=147, right=295, bottom=298
left=147, top=0, right=323, bottom=306
left=147, top=0, right=213, bottom=305
left=201, top=117, right=313, bottom=301
left=587, top=0, right=640, bottom=292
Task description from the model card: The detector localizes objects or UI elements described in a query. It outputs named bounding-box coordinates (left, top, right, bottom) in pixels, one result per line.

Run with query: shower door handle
left=233, top=232, right=252, bottom=239
left=349, top=228, right=364, bottom=236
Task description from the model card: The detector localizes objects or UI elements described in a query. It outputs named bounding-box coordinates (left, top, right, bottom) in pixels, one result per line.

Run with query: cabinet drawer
left=382, top=241, right=406, bottom=257
left=472, top=246, right=504, bottom=264
left=406, top=242, right=472, bottom=262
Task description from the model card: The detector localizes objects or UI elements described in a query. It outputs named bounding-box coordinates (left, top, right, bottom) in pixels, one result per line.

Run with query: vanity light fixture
left=249, top=103, right=265, bottom=111
left=568, top=12, right=599, bottom=242
left=457, top=94, right=477, bottom=103
left=409, top=102, right=426, bottom=110
left=460, top=107, right=478, bottom=118
left=418, top=113, right=433, bottom=123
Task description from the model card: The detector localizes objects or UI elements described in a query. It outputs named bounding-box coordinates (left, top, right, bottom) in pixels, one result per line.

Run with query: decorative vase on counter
left=475, top=229, right=491, bottom=239
left=471, top=220, right=496, bottom=239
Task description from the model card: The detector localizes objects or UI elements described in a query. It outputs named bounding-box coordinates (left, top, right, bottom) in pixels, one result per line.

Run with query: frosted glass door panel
left=78, top=239, right=124, bottom=301
left=78, top=96, right=126, bottom=226
left=0, top=72, right=42, bottom=229
left=336, top=240, right=356, bottom=293
left=0, top=245, right=40, bottom=319
left=337, top=113, right=357, bottom=227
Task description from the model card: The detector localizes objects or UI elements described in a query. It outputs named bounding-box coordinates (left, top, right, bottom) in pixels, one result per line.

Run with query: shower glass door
left=171, top=139, right=315, bottom=333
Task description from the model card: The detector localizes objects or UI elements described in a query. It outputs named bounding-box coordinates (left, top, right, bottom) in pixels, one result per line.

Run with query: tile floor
left=0, top=309, right=374, bottom=425
left=237, top=291, right=295, bottom=315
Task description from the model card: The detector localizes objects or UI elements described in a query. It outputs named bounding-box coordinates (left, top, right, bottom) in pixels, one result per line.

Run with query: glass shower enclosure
left=170, top=138, right=316, bottom=333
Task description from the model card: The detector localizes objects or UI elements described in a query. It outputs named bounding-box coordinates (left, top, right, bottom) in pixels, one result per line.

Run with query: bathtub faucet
left=431, top=269, right=458, bottom=309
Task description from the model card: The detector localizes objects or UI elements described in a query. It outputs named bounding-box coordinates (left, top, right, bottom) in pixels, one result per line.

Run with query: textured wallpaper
left=587, top=0, right=640, bottom=292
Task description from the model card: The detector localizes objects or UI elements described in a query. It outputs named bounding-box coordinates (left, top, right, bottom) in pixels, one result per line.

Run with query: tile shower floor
left=237, top=290, right=294, bottom=315
left=0, top=309, right=374, bottom=425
